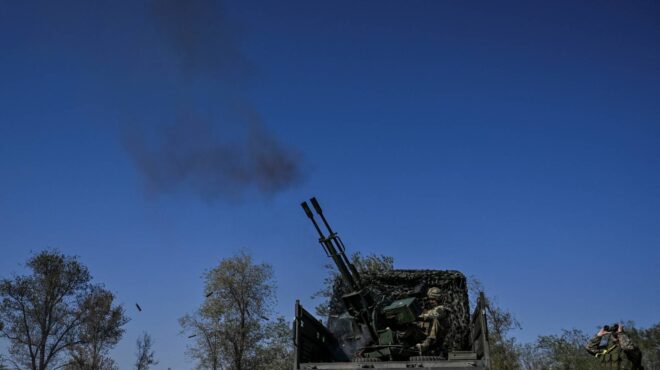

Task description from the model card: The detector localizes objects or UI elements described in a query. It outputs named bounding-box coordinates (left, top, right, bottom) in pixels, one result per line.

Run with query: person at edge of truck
left=415, top=287, right=450, bottom=354
left=585, top=323, right=644, bottom=370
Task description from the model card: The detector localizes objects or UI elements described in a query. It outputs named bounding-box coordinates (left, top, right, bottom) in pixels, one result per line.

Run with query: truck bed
left=299, top=358, right=487, bottom=369
left=293, top=292, right=491, bottom=370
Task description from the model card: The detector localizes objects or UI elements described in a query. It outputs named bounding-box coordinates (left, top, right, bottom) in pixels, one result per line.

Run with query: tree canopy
left=134, top=332, right=158, bottom=370
left=180, top=251, right=292, bottom=370
left=0, top=251, right=127, bottom=370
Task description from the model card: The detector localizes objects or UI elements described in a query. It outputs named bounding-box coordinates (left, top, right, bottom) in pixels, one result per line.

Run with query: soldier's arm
left=419, top=305, right=449, bottom=320
left=585, top=332, right=606, bottom=355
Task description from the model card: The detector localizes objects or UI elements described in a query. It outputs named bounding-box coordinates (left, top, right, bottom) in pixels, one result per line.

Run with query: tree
left=254, top=317, right=294, bottom=370
left=530, top=329, right=600, bottom=370
left=515, top=322, right=660, bottom=370
left=179, top=314, right=223, bottom=370
left=486, top=298, right=522, bottom=370
left=0, top=251, right=127, bottom=370
left=517, top=342, right=552, bottom=370
left=468, top=277, right=521, bottom=370
left=65, top=287, right=128, bottom=370
left=64, top=356, right=117, bottom=370
left=0, top=353, right=8, bottom=370
left=134, top=332, right=158, bottom=370
left=622, top=322, right=660, bottom=370
left=180, top=251, right=291, bottom=370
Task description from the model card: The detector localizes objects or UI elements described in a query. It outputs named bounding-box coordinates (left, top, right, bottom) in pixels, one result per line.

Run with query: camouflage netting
left=327, top=269, right=471, bottom=352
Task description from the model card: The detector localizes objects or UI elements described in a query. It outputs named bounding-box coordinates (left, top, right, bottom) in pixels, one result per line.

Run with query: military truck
left=293, top=198, right=491, bottom=370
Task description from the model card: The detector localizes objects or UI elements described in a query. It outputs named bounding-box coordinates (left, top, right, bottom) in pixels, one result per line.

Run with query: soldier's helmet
left=427, top=287, right=442, bottom=299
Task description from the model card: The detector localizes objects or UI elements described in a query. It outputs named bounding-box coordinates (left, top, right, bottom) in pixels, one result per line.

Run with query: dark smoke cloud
left=152, top=0, right=252, bottom=81
left=123, top=116, right=302, bottom=201
left=123, top=0, right=304, bottom=201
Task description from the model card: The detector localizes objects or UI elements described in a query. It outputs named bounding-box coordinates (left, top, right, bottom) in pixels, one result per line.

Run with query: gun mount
left=296, top=198, right=491, bottom=369
left=301, top=198, right=377, bottom=341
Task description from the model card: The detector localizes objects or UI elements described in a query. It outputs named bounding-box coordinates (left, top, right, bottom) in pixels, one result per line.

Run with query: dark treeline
left=0, top=251, right=161, bottom=370
left=0, top=251, right=128, bottom=370
left=1, top=250, right=657, bottom=370
left=472, top=278, right=659, bottom=370
left=0, top=250, right=293, bottom=370
left=488, top=312, right=660, bottom=370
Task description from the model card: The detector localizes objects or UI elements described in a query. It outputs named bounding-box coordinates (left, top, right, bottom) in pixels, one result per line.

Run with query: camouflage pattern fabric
left=416, top=305, right=447, bottom=353
left=618, top=333, right=635, bottom=351
left=586, top=333, right=644, bottom=370
left=327, top=269, right=471, bottom=352
left=617, top=333, right=644, bottom=370
left=585, top=333, right=604, bottom=355
left=419, top=304, right=449, bottom=320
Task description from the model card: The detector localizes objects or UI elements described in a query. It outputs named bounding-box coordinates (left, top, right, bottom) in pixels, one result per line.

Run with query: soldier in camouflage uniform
left=415, top=287, right=450, bottom=355
left=586, top=324, right=644, bottom=370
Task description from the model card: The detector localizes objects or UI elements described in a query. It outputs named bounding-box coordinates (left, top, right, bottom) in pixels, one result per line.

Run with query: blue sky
left=1, top=1, right=659, bottom=368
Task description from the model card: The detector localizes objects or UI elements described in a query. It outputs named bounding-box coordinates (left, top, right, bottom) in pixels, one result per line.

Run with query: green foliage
left=179, top=313, right=224, bottom=370
left=180, top=251, right=293, bottom=370
left=482, top=299, right=521, bottom=368
left=528, top=329, right=600, bottom=370
left=469, top=277, right=521, bottom=370
left=467, top=277, right=660, bottom=370
left=488, top=318, right=521, bottom=370
left=135, top=332, right=158, bottom=370
left=312, top=252, right=393, bottom=317
left=518, top=342, right=552, bottom=370
left=63, top=356, right=118, bottom=370
left=350, top=253, right=395, bottom=276
left=469, top=278, right=660, bottom=370
left=254, top=317, right=294, bottom=370
left=623, top=322, right=660, bottom=369
left=0, top=251, right=126, bottom=370
left=66, top=287, right=129, bottom=370
left=515, top=324, right=660, bottom=370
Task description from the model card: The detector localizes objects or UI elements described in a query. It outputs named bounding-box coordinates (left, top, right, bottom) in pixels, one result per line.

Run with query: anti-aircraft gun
left=301, top=198, right=377, bottom=341
left=300, top=198, right=424, bottom=360
left=293, top=198, right=492, bottom=369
